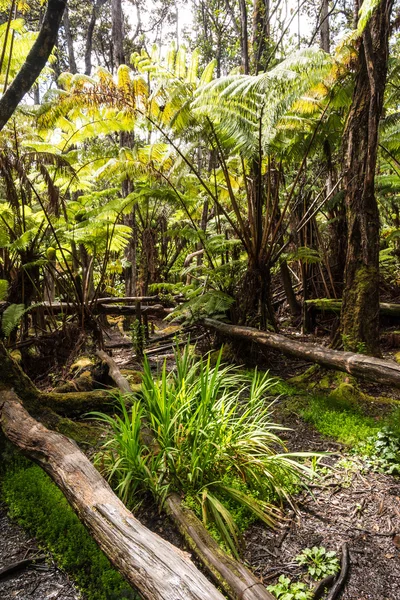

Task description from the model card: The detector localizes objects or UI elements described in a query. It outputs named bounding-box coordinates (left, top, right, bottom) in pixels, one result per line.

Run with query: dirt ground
left=0, top=503, right=81, bottom=600
left=244, top=414, right=400, bottom=600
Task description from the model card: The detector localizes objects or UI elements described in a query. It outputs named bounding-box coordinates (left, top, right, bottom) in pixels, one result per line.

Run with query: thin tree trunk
left=85, top=0, right=107, bottom=76
left=341, top=0, right=393, bottom=356
left=63, top=6, right=77, bottom=73
left=112, top=0, right=125, bottom=71
left=0, top=0, right=67, bottom=130
left=320, top=0, right=330, bottom=52
left=239, top=0, right=250, bottom=73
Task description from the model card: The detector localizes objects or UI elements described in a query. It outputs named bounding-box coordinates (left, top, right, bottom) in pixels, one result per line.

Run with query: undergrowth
left=278, top=379, right=400, bottom=472
left=92, top=345, right=319, bottom=557
left=1, top=460, right=137, bottom=600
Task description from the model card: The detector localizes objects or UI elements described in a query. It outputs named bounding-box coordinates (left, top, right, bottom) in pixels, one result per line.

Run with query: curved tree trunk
left=341, top=0, right=393, bottom=356
left=0, top=0, right=67, bottom=130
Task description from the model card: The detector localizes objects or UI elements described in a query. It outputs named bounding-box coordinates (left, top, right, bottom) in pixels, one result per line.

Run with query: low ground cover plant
left=2, top=462, right=136, bottom=600
left=93, top=344, right=318, bottom=556
left=267, top=575, right=313, bottom=600
left=295, top=546, right=340, bottom=580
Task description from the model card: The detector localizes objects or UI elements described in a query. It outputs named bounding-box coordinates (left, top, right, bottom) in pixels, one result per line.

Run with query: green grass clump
left=93, top=345, right=318, bottom=557
left=2, top=463, right=137, bottom=600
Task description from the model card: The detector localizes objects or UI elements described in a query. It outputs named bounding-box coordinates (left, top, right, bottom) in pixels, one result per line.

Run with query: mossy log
left=165, top=493, right=275, bottom=600
left=306, top=299, right=400, bottom=318
left=42, top=390, right=117, bottom=417
left=0, top=340, right=118, bottom=418
left=0, top=390, right=225, bottom=600
left=204, top=318, right=400, bottom=388
left=98, top=349, right=276, bottom=600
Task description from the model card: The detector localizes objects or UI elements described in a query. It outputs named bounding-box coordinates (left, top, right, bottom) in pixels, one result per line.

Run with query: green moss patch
left=2, top=463, right=138, bottom=600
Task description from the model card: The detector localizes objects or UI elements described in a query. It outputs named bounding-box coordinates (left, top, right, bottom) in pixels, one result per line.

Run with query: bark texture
left=341, top=0, right=393, bottom=355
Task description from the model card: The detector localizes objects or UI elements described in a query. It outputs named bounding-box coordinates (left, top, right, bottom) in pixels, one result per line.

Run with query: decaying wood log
left=165, top=493, right=275, bottom=600
left=204, top=318, right=400, bottom=388
left=97, top=349, right=276, bottom=600
left=0, top=390, right=225, bottom=600
left=31, top=302, right=173, bottom=318
left=42, top=390, right=116, bottom=417
left=95, top=350, right=132, bottom=394
left=306, top=299, right=400, bottom=318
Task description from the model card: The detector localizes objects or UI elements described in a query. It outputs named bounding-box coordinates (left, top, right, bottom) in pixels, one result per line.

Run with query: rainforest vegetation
left=1, top=0, right=400, bottom=599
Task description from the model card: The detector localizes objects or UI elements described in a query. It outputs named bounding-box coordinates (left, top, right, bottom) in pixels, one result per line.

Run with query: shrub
left=92, top=344, right=319, bottom=556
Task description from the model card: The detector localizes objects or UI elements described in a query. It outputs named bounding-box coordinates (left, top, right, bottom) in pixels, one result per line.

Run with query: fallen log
left=42, top=390, right=116, bottom=417
left=97, top=349, right=276, bottom=600
left=92, top=296, right=159, bottom=304
left=95, top=350, right=132, bottom=394
left=203, top=318, right=400, bottom=388
left=34, top=302, right=173, bottom=318
left=306, top=299, right=400, bottom=318
left=0, top=390, right=225, bottom=600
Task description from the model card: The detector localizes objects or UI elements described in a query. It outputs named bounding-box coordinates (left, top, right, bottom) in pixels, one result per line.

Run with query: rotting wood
left=41, top=390, right=116, bottom=417
left=95, top=350, right=131, bottom=394
left=306, top=299, right=400, bottom=318
left=97, top=348, right=277, bottom=600
left=165, top=493, right=276, bottom=600
left=0, top=556, right=46, bottom=580
left=0, top=390, right=226, bottom=600
left=203, top=318, right=400, bottom=388
left=326, top=543, right=349, bottom=600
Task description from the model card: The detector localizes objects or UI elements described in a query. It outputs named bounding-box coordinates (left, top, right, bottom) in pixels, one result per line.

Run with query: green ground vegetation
left=1, top=458, right=138, bottom=600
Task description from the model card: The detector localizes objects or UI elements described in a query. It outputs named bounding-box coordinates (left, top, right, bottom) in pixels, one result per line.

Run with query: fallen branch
left=326, top=543, right=349, bottom=600
left=95, top=350, right=132, bottom=394
left=0, top=556, right=46, bottom=580
left=203, top=318, right=400, bottom=388
left=0, top=390, right=224, bottom=600
left=306, top=299, right=400, bottom=318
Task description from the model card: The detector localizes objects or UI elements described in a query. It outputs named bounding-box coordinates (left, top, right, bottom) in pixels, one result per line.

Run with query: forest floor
left=245, top=415, right=400, bottom=600
left=2, top=320, right=400, bottom=599
left=0, top=502, right=81, bottom=600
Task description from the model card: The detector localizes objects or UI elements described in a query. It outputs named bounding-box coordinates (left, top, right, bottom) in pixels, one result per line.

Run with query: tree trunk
left=112, top=0, right=125, bottom=71
left=279, top=261, right=301, bottom=316
left=204, top=318, right=400, bottom=388
left=63, top=6, right=77, bottom=74
left=85, top=0, right=107, bottom=76
left=341, top=0, right=393, bottom=356
left=0, top=390, right=226, bottom=600
left=0, top=0, right=67, bottom=131
left=320, top=0, right=330, bottom=53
